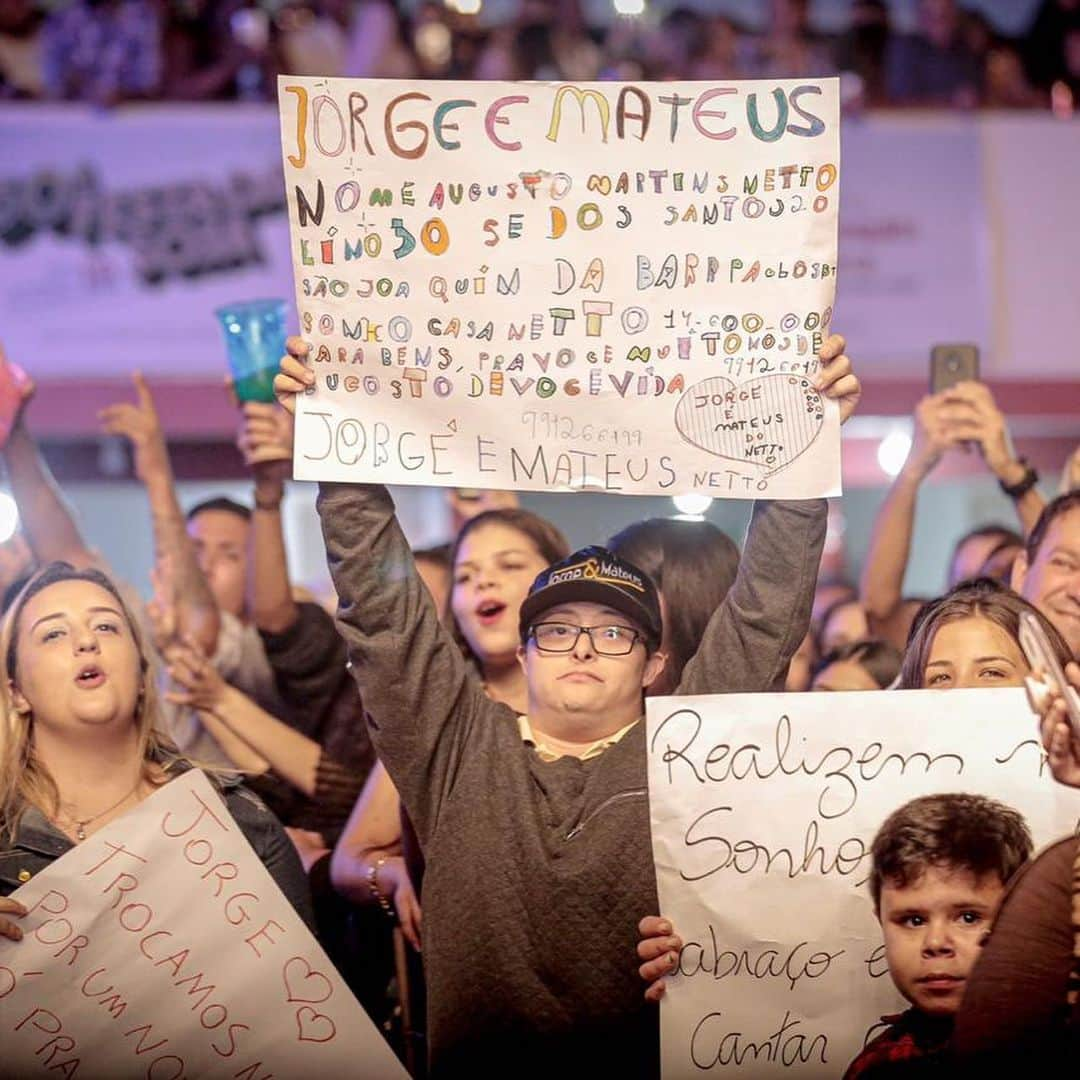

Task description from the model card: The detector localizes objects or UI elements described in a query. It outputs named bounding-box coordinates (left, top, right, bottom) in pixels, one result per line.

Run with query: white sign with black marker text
left=646, top=688, right=1079, bottom=1077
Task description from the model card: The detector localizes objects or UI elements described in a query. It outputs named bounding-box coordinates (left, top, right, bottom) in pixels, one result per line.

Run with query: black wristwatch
left=999, top=458, right=1039, bottom=499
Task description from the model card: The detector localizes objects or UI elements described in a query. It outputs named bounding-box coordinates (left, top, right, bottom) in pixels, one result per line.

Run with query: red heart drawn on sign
left=296, top=1005, right=337, bottom=1044
left=674, top=374, right=824, bottom=475
left=283, top=956, right=333, bottom=1005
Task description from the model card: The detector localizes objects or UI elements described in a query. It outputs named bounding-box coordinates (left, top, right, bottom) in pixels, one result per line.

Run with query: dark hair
left=185, top=496, right=251, bottom=524
left=812, top=639, right=902, bottom=689
left=949, top=524, right=1023, bottom=587
left=1026, top=491, right=1080, bottom=564
left=413, top=543, right=452, bottom=570
left=869, top=794, right=1032, bottom=911
left=607, top=517, right=739, bottom=690
left=812, top=581, right=858, bottom=629
left=1, top=573, right=33, bottom=618
left=5, top=562, right=147, bottom=681
left=975, top=536, right=1023, bottom=584
left=447, top=508, right=569, bottom=666
left=898, top=578, right=1071, bottom=688
left=817, top=597, right=868, bottom=653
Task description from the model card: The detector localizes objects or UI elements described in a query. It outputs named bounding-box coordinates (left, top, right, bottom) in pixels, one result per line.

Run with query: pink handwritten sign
left=0, top=770, right=405, bottom=1079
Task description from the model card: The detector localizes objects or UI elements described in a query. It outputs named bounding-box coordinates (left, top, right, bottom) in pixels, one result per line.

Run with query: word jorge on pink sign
left=0, top=770, right=405, bottom=1079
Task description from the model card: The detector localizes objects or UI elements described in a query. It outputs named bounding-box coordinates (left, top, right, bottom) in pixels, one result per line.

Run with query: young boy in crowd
left=844, top=793, right=1032, bottom=1078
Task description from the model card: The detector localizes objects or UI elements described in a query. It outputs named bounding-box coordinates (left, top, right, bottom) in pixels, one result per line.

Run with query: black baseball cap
left=519, top=545, right=663, bottom=650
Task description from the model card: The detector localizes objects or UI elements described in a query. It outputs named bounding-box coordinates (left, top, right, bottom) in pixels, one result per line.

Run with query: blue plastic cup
left=214, top=299, right=287, bottom=404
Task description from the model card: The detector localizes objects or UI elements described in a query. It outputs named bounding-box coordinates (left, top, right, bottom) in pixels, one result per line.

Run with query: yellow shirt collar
left=517, top=714, right=640, bottom=763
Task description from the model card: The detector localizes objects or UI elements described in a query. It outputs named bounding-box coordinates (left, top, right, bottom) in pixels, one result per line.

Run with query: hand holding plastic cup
left=215, top=299, right=287, bottom=406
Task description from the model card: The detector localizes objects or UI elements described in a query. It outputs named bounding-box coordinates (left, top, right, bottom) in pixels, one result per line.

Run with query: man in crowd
left=275, top=332, right=861, bottom=1075
left=1013, top=492, right=1080, bottom=659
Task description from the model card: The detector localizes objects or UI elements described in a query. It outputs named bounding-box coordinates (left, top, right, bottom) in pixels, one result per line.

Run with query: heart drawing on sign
left=674, top=374, right=825, bottom=475
left=283, top=956, right=333, bottom=1005
left=296, top=1005, right=337, bottom=1044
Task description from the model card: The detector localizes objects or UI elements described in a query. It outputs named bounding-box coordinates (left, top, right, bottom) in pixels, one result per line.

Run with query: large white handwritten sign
left=278, top=78, right=841, bottom=499
left=646, top=688, right=1080, bottom=1078
left=0, top=770, right=405, bottom=1079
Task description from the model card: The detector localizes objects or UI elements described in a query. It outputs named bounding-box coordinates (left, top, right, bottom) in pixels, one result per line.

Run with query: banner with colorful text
left=279, top=78, right=842, bottom=498
left=0, top=769, right=405, bottom=1079
left=646, top=688, right=1079, bottom=1078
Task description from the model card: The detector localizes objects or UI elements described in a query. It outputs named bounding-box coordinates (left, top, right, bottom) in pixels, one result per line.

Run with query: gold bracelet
left=366, top=856, right=395, bottom=919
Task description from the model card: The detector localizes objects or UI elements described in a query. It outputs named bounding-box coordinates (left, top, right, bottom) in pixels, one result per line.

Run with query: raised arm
left=239, top=402, right=300, bottom=635
left=940, top=381, right=1046, bottom=535
left=241, top=400, right=351, bottom=732
left=860, top=395, right=956, bottom=623
left=330, top=762, right=422, bottom=951
left=676, top=335, right=861, bottom=695
left=99, top=374, right=220, bottom=654
left=276, top=339, right=493, bottom=844
left=0, top=353, right=94, bottom=567
left=166, top=638, right=321, bottom=796
left=316, top=481, right=491, bottom=841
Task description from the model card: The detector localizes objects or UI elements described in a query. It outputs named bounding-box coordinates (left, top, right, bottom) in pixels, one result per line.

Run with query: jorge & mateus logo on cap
left=545, top=555, right=647, bottom=593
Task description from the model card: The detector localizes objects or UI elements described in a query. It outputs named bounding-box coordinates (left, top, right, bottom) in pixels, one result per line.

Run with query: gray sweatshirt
left=317, top=483, right=825, bottom=1077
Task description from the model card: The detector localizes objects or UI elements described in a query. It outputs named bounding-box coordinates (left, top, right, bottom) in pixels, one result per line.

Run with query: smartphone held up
left=930, top=343, right=980, bottom=393
left=1020, top=611, right=1080, bottom=739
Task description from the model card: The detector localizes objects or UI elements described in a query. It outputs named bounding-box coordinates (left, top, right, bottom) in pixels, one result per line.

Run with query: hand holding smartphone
left=930, top=344, right=979, bottom=394
left=1019, top=611, right=1080, bottom=737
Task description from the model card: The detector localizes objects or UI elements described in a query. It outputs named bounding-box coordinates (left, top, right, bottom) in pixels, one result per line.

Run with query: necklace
left=59, top=779, right=142, bottom=842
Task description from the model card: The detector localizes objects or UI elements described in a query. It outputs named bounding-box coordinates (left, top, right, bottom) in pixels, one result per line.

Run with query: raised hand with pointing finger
left=99, top=371, right=220, bottom=656
left=99, top=372, right=170, bottom=484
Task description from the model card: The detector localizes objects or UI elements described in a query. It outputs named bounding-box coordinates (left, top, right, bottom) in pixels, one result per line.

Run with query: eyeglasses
left=529, top=622, right=642, bottom=656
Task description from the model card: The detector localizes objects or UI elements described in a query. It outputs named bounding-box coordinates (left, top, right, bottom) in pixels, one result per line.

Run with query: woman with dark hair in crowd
left=445, top=508, right=571, bottom=706
left=897, top=579, right=1072, bottom=690
left=0, top=562, right=311, bottom=925
left=811, top=638, right=902, bottom=691
left=606, top=517, right=739, bottom=696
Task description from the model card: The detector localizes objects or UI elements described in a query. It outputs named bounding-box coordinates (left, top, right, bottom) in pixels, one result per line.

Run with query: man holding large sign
left=274, top=298, right=857, bottom=1075
left=278, top=77, right=842, bottom=499
left=273, top=73, right=857, bottom=1077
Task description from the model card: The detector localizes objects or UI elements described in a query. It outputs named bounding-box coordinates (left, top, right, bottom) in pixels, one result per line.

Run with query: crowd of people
left=1, top=0, right=1079, bottom=111
left=0, top=310, right=1075, bottom=1075
left=0, top=4, right=1078, bottom=1075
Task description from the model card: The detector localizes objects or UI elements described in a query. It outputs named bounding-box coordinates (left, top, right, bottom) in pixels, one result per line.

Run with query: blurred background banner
left=837, top=116, right=989, bottom=367
left=0, top=105, right=296, bottom=378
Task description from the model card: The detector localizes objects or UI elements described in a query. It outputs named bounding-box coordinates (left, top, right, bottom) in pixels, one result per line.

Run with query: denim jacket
left=0, top=768, right=314, bottom=930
